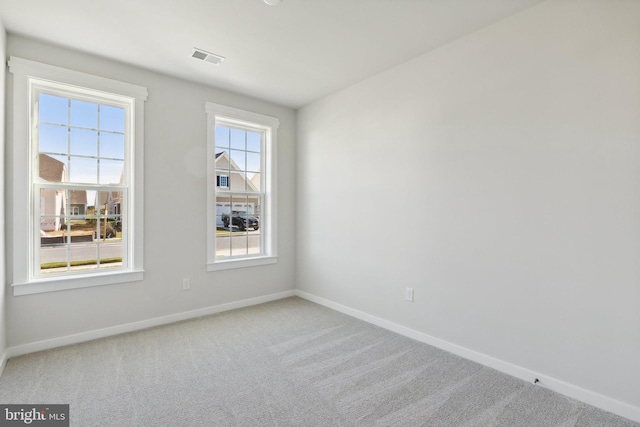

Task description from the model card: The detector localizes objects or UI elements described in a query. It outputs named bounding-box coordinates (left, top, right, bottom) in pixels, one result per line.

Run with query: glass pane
left=246, top=152, right=260, bottom=173
left=71, top=99, right=98, bottom=129
left=101, top=132, right=125, bottom=159
left=39, top=94, right=68, bottom=125
left=39, top=124, right=68, bottom=154
left=100, top=159, right=124, bottom=184
left=229, top=172, right=247, bottom=191
left=69, top=156, right=98, bottom=183
left=113, top=201, right=127, bottom=246
left=230, top=150, right=246, bottom=171
left=215, top=126, right=230, bottom=149
left=86, top=190, right=97, bottom=212
left=250, top=214, right=260, bottom=232
left=214, top=151, right=229, bottom=170
left=230, top=128, right=245, bottom=150
left=248, top=172, right=261, bottom=191
left=216, top=236, right=231, bottom=258
left=39, top=154, right=68, bottom=183
left=216, top=196, right=231, bottom=228
left=96, top=191, right=122, bottom=220
left=39, top=187, right=68, bottom=272
left=70, top=128, right=98, bottom=157
left=40, top=187, right=66, bottom=229
left=98, top=238, right=122, bottom=269
left=100, top=105, right=125, bottom=133
left=70, top=243, right=98, bottom=272
left=248, top=230, right=261, bottom=255
left=215, top=193, right=232, bottom=257
left=231, top=235, right=248, bottom=257
left=69, top=190, right=88, bottom=217
left=231, top=195, right=248, bottom=213
left=40, top=232, right=68, bottom=273
left=246, top=131, right=261, bottom=153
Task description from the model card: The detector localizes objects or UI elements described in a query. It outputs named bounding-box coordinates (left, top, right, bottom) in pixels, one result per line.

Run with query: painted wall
left=297, top=0, right=640, bottom=413
left=5, top=35, right=296, bottom=347
left=0, top=20, right=7, bottom=364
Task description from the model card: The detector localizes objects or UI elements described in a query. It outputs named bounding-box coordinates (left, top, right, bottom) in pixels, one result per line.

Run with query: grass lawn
left=216, top=227, right=247, bottom=237
left=41, top=257, right=122, bottom=270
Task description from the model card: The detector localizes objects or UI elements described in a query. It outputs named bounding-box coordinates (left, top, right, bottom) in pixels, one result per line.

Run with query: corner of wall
left=0, top=18, right=8, bottom=374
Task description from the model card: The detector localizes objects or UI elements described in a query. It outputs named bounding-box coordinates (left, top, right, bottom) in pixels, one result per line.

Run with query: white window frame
left=217, top=174, right=228, bottom=188
left=206, top=102, right=278, bottom=271
left=9, top=57, right=147, bottom=296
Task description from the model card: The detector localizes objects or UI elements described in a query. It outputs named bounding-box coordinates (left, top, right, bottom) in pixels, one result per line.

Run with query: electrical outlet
left=182, top=278, right=191, bottom=290
left=405, top=287, right=414, bottom=302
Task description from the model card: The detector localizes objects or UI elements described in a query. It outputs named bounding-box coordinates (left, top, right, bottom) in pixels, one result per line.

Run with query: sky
left=38, top=93, right=126, bottom=207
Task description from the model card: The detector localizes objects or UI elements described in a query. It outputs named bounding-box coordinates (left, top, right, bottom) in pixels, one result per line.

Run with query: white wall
left=0, top=19, right=7, bottom=367
left=5, top=35, right=296, bottom=347
left=297, top=0, right=640, bottom=417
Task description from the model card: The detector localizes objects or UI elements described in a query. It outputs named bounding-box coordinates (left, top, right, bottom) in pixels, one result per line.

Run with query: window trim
left=9, top=57, right=147, bottom=296
left=205, top=102, right=279, bottom=270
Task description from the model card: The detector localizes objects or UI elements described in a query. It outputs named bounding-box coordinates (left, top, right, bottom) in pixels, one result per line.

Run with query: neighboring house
left=95, top=191, right=122, bottom=217
left=69, top=190, right=87, bottom=216
left=215, top=151, right=260, bottom=226
left=94, top=168, right=123, bottom=217
left=39, top=153, right=66, bottom=231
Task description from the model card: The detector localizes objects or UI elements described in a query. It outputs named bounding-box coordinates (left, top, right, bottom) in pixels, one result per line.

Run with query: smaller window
left=206, top=102, right=279, bottom=271
left=217, top=175, right=228, bottom=188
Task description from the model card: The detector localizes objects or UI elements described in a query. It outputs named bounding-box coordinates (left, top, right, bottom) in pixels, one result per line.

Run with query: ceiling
left=0, top=0, right=546, bottom=109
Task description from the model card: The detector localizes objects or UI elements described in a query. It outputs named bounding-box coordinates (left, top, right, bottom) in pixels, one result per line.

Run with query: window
left=9, top=57, right=147, bottom=295
left=216, top=174, right=228, bottom=188
left=206, top=102, right=279, bottom=270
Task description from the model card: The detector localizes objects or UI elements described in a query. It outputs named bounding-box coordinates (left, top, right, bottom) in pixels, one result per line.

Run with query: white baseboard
left=295, top=290, right=640, bottom=424
left=6, top=290, right=295, bottom=358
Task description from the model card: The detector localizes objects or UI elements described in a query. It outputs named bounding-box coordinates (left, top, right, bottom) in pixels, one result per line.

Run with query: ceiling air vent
left=190, top=48, right=225, bottom=65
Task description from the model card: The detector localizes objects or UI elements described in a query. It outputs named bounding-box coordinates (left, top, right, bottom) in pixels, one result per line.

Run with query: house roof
left=39, top=154, right=66, bottom=182
left=97, top=192, right=123, bottom=206
left=215, top=151, right=259, bottom=192
left=70, top=190, right=87, bottom=205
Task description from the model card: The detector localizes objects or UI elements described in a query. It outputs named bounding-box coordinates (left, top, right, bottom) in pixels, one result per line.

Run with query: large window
left=9, top=57, right=147, bottom=295
left=206, top=103, right=279, bottom=270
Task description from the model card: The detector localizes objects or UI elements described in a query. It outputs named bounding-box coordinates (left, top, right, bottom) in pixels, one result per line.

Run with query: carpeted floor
left=0, top=297, right=637, bottom=426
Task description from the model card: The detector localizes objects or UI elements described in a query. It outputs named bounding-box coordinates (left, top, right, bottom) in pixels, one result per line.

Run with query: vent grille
left=190, top=48, right=225, bottom=65
left=191, top=50, right=208, bottom=61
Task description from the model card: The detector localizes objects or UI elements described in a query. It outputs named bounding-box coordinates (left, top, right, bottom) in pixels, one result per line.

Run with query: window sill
left=12, top=270, right=145, bottom=296
left=207, top=256, right=277, bottom=272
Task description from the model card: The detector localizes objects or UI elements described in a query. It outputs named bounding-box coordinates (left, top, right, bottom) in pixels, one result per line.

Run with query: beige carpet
left=0, top=297, right=637, bottom=426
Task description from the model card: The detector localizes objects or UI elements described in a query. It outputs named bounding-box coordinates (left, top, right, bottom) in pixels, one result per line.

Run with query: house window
left=217, top=174, right=229, bottom=188
left=206, top=102, right=279, bottom=270
left=9, top=57, right=147, bottom=295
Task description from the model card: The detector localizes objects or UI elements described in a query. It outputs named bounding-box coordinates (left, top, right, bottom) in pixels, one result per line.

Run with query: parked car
left=221, top=211, right=259, bottom=231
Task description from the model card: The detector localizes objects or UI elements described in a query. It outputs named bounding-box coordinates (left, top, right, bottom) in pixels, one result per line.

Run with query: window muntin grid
left=214, top=124, right=264, bottom=259
left=33, top=85, right=130, bottom=277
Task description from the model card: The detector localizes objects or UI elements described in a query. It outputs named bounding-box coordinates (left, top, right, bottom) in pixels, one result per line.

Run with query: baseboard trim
left=295, top=290, right=640, bottom=424
left=6, top=290, right=295, bottom=359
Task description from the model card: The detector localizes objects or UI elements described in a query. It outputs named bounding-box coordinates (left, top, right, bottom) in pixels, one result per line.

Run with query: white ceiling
left=0, top=0, right=545, bottom=108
